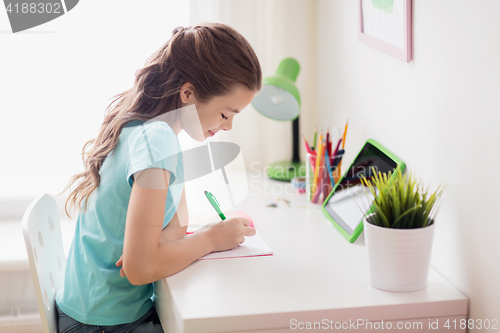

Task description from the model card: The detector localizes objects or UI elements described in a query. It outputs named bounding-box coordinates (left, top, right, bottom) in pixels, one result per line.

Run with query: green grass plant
left=361, top=169, right=444, bottom=229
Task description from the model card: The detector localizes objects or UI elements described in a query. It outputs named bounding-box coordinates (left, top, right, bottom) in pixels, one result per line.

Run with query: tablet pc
left=321, top=139, right=405, bottom=243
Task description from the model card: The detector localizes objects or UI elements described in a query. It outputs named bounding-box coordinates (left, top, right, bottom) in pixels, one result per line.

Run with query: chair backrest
left=22, top=194, right=66, bottom=333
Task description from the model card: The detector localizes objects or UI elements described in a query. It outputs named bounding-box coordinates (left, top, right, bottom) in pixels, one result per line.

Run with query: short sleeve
left=126, top=121, right=182, bottom=188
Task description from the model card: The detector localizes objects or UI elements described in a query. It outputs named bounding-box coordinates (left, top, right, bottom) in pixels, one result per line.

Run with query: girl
left=55, top=23, right=262, bottom=332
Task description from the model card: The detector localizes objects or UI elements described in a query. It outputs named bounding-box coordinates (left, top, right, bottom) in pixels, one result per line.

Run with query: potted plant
left=361, top=170, right=444, bottom=292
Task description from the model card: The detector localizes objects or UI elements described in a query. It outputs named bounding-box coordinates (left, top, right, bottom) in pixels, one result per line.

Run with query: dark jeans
left=56, top=302, right=164, bottom=333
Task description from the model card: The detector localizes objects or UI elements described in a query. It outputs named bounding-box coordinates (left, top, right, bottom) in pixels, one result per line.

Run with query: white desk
left=154, top=176, right=468, bottom=333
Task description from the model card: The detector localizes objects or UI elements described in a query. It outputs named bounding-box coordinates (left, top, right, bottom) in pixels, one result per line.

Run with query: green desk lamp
left=251, top=57, right=305, bottom=181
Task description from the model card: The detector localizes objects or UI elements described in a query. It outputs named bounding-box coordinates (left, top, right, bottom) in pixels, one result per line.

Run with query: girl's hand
left=115, top=255, right=126, bottom=277
left=203, top=217, right=256, bottom=253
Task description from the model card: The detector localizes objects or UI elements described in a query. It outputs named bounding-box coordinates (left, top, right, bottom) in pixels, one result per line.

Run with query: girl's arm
left=116, top=186, right=187, bottom=272
left=159, top=186, right=188, bottom=243
left=121, top=168, right=255, bottom=286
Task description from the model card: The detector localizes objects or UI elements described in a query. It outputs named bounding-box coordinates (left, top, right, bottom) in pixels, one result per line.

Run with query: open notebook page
left=198, top=230, right=272, bottom=260
left=186, top=210, right=273, bottom=260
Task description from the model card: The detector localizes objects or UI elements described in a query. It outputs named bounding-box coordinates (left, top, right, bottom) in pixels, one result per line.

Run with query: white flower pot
left=364, top=215, right=435, bottom=292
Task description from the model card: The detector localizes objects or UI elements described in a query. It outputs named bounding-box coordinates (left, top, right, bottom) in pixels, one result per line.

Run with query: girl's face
left=179, top=83, right=256, bottom=141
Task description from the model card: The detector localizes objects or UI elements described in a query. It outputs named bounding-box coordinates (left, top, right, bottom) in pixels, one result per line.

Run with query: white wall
left=190, top=0, right=318, bottom=170
left=316, top=0, right=500, bottom=328
left=0, top=1, right=189, bottom=200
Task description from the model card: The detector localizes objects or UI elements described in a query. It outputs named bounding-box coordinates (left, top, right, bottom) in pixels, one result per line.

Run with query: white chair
left=22, top=194, right=66, bottom=333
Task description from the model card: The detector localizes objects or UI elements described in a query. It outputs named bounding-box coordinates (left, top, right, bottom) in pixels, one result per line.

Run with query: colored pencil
left=303, top=135, right=316, bottom=170
left=313, top=139, right=327, bottom=203
left=326, top=128, right=330, bottom=156
left=312, top=126, right=317, bottom=151
left=302, top=135, right=312, bottom=154
left=334, top=162, right=343, bottom=185
left=317, top=130, right=323, bottom=153
left=332, top=138, right=342, bottom=162
left=324, top=146, right=335, bottom=188
left=319, top=140, right=327, bottom=202
left=311, top=133, right=323, bottom=200
left=322, top=165, right=330, bottom=201
left=331, top=149, right=345, bottom=170
left=342, top=121, right=348, bottom=150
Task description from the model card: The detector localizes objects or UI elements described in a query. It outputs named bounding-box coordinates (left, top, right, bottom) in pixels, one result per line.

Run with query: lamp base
left=266, top=160, right=306, bottom=182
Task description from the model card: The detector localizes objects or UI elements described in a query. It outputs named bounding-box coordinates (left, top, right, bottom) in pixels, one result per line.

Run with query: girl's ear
left=180, top=82, right=195, bottom=104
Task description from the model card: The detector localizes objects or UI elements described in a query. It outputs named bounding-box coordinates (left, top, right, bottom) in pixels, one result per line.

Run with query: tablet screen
left=323, top=142, right=398, bottom=235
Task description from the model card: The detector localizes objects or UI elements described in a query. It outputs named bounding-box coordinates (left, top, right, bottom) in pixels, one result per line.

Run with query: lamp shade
left=252, top=58, right=301, bottom=121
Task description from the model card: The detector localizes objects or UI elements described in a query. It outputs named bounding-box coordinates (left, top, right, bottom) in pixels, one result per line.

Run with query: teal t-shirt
left=56, top=120, right=184, bottom=325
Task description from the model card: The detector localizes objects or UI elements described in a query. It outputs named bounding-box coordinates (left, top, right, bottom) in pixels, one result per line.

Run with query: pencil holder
left=305, top=152, right=333, bottom=205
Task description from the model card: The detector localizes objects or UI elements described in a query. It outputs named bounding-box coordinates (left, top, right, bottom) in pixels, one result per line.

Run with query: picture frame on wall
left=358, top=0, right=412, bottom=63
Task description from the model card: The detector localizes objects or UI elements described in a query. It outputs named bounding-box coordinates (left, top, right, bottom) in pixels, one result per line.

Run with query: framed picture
left=358, top=0, right=412, bottom=63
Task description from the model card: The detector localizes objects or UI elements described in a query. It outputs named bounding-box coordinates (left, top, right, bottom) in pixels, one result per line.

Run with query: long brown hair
left=57, top=23, right=262, bottom=218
